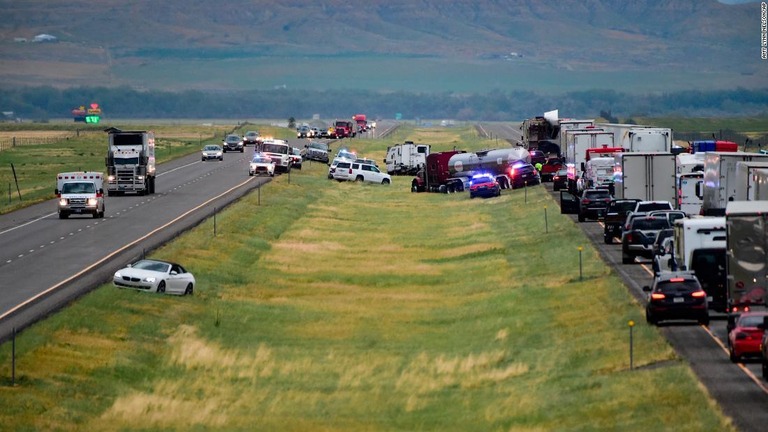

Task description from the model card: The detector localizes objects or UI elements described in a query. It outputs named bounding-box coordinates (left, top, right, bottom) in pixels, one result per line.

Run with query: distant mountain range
left=0, top=0, right=762, bottom=93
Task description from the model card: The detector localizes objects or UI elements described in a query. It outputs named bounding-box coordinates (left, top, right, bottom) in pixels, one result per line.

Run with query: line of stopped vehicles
left=520, top=110, right=768, bottom=378
left=53, top=118, right=768, bottom=379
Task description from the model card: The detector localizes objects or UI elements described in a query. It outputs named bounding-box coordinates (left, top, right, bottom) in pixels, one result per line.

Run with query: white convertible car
left=113, top=259, right=195, bottom=295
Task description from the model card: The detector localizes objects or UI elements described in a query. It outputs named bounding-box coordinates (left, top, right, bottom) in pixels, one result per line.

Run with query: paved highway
left=0, top=146, right=271, bottom=340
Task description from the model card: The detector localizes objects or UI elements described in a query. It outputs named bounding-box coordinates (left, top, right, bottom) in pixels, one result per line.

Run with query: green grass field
left=0, top=125, right=735, bottom=430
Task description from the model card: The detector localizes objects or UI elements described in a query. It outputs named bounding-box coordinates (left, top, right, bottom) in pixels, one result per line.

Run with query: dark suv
left=603, top=198, right=640, bottom=244
left=621, top=215, right=672, bottom=264
left=509, top=162, right=540, bottom=188
left=644, top=271, right=709, bottom=326
left=577, top=188, right=612, bottom=222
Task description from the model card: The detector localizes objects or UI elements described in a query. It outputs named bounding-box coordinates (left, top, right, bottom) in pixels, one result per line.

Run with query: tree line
left=1, top=86, right=766, bottom=122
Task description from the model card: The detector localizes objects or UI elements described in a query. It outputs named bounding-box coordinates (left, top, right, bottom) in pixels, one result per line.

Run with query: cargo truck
left=105, top=129, right=156, bottom=196
left=384, top=141, right=430, bottom=175
left=733, top=161, right=768, bottom=201
left=353, top=114, right=368, bottom=133
left=725, top=201, right=768, bottom=315
left=612, top=152, right=676, bottom=202
left=677, top=172, right=704, bottom=215
left=55, top=171, right=105, bottom=219
left=670, top=217, right=727, bottom=312
left=334, top=120, right=356, bottom=138
left=701, top=152, right=768, bottom=216
left=565, top=131, right=614, bottom=193
left=411, top=151, right=467, bottom=193
left=582, top=147, right=624, bottom=190
left=597, top=124, right=673, bottom=153
left=753, top=168, right=768, bottom=201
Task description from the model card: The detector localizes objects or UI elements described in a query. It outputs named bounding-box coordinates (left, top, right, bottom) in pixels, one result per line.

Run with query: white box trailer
left=725, top=201, right=768, bottom=312
left=612, top=152, right=676, bottom=202
left=558, top=120, right=595, bottom=158
left=671, top=216, right=727, bottom=312
left=565, top=131, right=613, bottom=192
left=597, top=124, right=673, bottom=153
left=384, top=141, right=430, bottom=175
left=753, top=168, right=768, bottom=201
left=702, top=152, right=768, bottom=216
left=733, top=161, right=768, bottom=201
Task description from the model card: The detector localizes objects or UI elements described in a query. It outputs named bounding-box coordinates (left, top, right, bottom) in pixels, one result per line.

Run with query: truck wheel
left=578, top=212, right=585, bottom=222
left=622, top=254, right=633, bottom=264
left=356, top=175, right=364, bottom=182
left=762, top=359, right=768, bottom=379
left=382, top=178, right=390, bottom=185
left=58, top=211, right=68, bottom=219
left=604, top=233, right=612, bottom=244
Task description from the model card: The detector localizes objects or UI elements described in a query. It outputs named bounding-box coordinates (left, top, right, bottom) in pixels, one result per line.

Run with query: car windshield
left=637, top=202, right=671, bottom=212
left=309, top=143, right=327, bottom=150
left=252, top=157, right=271, bottom=163
left=204, top=145, right=220, bottom=151
left=61, top=182, right=95, bottom=194
left=657, top=280, right=700, bottom=294
left=610, top=201, right=638, bottom=212
left=246, top=132, right=258, bottom=137
left=262, top=144, right=288, bottom=154
left=585, top=191, right=611, bottom=199
left=226, top=136, right=240, bottom=143
left=633, top=218, right=670, bottom=231
left=338, top=151, right=356, bottom=159
left=738, top=315, right=767, bottom=328
left=132, top=260, right=170, bottom=273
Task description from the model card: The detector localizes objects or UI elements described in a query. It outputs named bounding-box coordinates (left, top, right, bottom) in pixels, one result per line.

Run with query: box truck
left=725, top=201, right=768, bottom=313
left=701, top=152, right=768, bottom=216
left=612, top=152, right=676, bottom=202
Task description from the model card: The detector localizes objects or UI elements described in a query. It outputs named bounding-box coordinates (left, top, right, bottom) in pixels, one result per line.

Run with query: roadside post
left=628, top=320, right=635, bottom=370
left=578, top=246, right=583, bottom=280
left=544, top=206, right=548, bottom=233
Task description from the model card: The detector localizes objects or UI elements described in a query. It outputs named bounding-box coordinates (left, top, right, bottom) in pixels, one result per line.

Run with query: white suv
left=334, top=160, right=391, bottom=184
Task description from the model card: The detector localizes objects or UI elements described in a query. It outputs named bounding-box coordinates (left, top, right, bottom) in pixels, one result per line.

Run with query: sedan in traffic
left=113, top=259, right=195, bottom=295
left=728, top=311, right=768, bottom=362
left=552, top=168, right=568, bottom=191
left=644, top=271, right=709, bottom=326
left=201, top=144, right=223, bottom=161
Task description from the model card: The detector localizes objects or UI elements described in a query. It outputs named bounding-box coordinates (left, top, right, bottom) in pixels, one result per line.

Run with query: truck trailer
left=612, top=152, right=676, bottom=202
left=701, top=152, right=768, bottom=216
left=725, top=201, right=768, bottom=314
left=597, top=124, right=673, bottom=153
left=411, top=151, right=467, bottom=193
left=565, top=130, right=614, bottom=193
left=384, top=141, right=430, bottom=175
left=733, top=161, right=768, bottom=201
left=105, top=129, right=156, bottom=196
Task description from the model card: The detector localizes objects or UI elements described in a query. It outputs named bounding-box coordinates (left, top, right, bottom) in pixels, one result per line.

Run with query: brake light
left=669, top=278, right=685, bottom=282
left=651, top=293, right=665, bottom=300
left=691, top=290, right=706, bottom=298
left=625, top=233, right=633, bottom=242
left=582, top=199, right=591, bottom=204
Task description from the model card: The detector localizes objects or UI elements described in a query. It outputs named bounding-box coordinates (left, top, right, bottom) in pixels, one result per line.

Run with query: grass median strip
left=0, top=127, right=735, bottom=430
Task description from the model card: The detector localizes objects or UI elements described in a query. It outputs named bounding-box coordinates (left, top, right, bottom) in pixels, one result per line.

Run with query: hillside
left=0, top=0, right=761, bottom=92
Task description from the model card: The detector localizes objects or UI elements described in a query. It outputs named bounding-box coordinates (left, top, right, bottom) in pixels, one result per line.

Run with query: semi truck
left=725, top=201, right=768, bottom=314
left=670, top=217, right=727, bottom=312
left=565, top=130, right=614, bottom=193
left=612, top=152, right=676, bottom=202
left=677, top=172, right=704, bottom=215
left=334, top=120, right=356, bottom=138
left=105, top=129, right=156, bottom=196
left=701, top=152, right=768, bottom=216
left=55, top=171, right=105, bottom=219
left=353, top=114, right=368, bottom=133
left=384, top=141, right=430, bottom=175
left=411, top=151, right=467, bottom=193
left=259, top=138, right=292, bottom=173
left=597, top=124, right=673, bottom=153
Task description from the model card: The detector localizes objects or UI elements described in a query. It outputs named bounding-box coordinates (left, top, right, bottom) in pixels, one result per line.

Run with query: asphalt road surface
left=0, top=145, right=272, bottom=341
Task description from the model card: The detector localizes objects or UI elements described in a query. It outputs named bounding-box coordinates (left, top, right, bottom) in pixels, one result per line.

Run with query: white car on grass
left=113, top=259, right=195, bottom=295
left=249, top=153, right=276, bottom=177
left=334, top=160, right=391, bottom=184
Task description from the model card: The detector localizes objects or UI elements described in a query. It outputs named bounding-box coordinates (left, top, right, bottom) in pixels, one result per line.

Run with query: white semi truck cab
left=55, top=171, right=105, bottom=219
left=105, top=129, right=156, bottom=196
